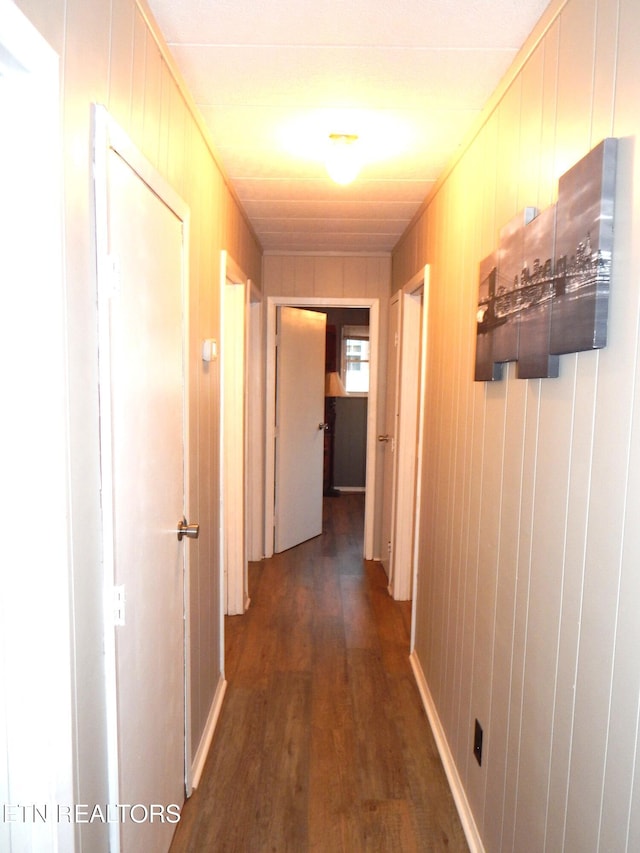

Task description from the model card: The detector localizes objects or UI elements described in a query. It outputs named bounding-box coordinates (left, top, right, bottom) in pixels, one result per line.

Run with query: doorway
left=221, top=252, right=248, bottom=616
left=0, top=4, right=73, bottom=852
left=393, top=269, right=429, bottom=600
left=265, top=296, right=380, bottom=561
left=379, top=267, right=430, bottom=602
left=220, top=253, right=263, bottom=615
left=325, top=308, right=370, bottom=495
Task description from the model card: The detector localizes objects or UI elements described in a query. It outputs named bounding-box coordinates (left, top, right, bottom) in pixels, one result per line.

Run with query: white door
left=380, top=294, right=400, bottom=580
left=275, top=307, right=326, bottom=553
left=222, top=258, right=247, bottom=616
left=96, top=111, right=190, bottom=853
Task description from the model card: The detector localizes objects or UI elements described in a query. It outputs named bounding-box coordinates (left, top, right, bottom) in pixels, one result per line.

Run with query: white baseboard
left=190, top=674, right=227, bottom=789
left=409, top=651, right=485, bottom=853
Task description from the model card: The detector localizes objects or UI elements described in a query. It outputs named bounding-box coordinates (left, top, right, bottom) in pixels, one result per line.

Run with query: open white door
left=274, top=307, right=326, bottom=553
left=380, top=294, right=400, bottom=580
left=95, top=108, right=190, bottom=853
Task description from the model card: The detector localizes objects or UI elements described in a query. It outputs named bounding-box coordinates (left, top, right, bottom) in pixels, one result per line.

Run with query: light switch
left=202, top=339, right=217, bottom=362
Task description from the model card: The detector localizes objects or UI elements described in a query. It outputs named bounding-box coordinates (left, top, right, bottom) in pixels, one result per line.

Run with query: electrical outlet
left=474, top=719, right=483, bottom=766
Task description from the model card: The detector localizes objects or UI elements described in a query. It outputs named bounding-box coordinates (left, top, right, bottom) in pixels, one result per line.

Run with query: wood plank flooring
left=170, top=494, right=468, bottom=852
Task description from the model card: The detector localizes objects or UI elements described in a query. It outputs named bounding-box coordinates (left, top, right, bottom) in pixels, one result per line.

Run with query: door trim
left=408, top=266, right=430, bottom=647
left=92, top=106, right=192, bottom=848
left=220, top=251, right=249, bottom=617
left=265, top=296, right=379, bottom=560
left=390, top=266, right=430, bottom=601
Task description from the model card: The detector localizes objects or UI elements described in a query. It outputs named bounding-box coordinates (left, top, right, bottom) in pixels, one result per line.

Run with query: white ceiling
left=147, top=0, right=550, bottom=254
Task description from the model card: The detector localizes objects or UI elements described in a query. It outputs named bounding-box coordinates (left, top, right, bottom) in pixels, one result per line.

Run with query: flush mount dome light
left=325, top=133, right=360, bottom=185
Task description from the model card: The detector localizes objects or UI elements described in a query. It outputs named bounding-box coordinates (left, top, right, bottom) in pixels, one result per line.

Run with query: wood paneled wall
left=392, top=0, right=640, bottom=849
left=14, top=0, right=261, bottom=847
left=263, top=253, right=391, bottom=301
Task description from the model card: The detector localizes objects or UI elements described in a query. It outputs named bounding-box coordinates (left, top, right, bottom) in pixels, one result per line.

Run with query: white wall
left=393, top=0, right=640, bottom=849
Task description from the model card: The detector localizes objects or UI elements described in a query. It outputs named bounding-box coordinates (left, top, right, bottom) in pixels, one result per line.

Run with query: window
left=342, top=325, right=370, bottom=394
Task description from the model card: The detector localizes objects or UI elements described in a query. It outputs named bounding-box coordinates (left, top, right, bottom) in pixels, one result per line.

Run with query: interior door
left=391, top=284, right=424, bottom=600
left=380, top=294, right=400, bottom=580
left=275, top=307, right=326, bottom=553
left=97, top=116, right=189, bottom=853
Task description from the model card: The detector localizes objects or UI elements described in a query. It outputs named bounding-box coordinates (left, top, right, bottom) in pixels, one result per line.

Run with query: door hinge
left=113, top=584, right=126, bottom=626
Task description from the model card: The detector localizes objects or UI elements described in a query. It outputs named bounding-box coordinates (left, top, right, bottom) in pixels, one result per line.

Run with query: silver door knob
left=377, top=434, right=390, bottom=442
left=176, top=517, right=199, bottom=541
left=319, top=422, right=329, bottom=430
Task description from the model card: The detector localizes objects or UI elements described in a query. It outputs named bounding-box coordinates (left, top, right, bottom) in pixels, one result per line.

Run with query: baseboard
left=190, top=674, right=227, bottom=789
left=409, top=651, right=485, bottom=853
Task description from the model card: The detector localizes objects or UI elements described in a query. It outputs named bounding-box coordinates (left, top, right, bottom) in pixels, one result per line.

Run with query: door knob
left=377, top=434, right=390, bottom=442
left=319, top=422, right=329, bottom=431
left=176, top=517, right=199, bottom=541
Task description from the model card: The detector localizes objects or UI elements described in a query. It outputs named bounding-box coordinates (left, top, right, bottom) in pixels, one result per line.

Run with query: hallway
left=170, top=494, right=468, bottom=852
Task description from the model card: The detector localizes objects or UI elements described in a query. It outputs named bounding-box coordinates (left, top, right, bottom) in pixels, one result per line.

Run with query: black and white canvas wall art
left=549, top=137, right=617, bottom=355
left=474, top=138, right=618, bottom=381
left=492, top=207, right=537, bottom=366
left=475, top=251, right=500, bottom=381
left=518, top=204, right=559, bottom=379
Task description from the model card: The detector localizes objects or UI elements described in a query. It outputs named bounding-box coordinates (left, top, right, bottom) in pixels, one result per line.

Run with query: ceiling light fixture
left=325, top=133, right=360, bottom=185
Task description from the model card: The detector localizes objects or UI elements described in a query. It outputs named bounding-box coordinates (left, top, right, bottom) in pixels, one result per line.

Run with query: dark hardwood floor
left=170, top=493, right=468, bottom=852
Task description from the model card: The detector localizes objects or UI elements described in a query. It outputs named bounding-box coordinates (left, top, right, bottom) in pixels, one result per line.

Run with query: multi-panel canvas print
left=474, top=138, right=617, bottom=381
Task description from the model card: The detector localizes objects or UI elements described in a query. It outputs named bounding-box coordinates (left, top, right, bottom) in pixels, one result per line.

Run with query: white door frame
left=220, top=251, right=251, bottom=615
left=247, top=282, right=265, bottom=563
left=93, top=106, right=192, bottom=847
left=265, top=296, right=379, bottom=560
left=0, top=4, right=74, bottom=851
left=409, top=266, right=430, bottom=647
left=390, top=266, right=430, bottom=601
